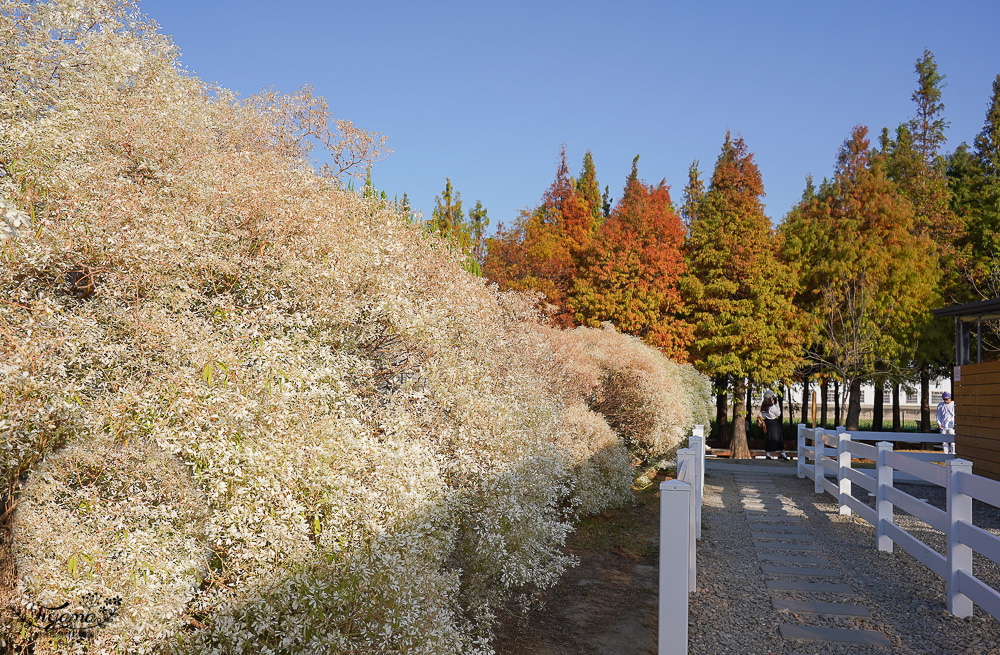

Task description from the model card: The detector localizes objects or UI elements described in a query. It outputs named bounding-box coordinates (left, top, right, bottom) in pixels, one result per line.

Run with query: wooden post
left=797, top=424, right=806, bottom=479
left=946, top=459, right=974, bottom=617
left=838, top=432, right=852, bottom=516
left=677, top=448, right=697, bottom=591
left=691, top=434, right=705, bottom=540
left=659, top=480, right=690, bottom=654
left=814, top=429, right=824, bottom=494
left=876, top=442, right=894, bottom=553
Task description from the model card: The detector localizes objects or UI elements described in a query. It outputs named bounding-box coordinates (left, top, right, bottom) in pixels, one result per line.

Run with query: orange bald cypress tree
left=570, top=156, right=692, bottom=360
left=484, top=147, right=602, bottom=325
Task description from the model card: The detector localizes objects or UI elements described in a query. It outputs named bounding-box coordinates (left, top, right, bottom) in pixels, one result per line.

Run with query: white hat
left=763, top=389, right=775, bottom=399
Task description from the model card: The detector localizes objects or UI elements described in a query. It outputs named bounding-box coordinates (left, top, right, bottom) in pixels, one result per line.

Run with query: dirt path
left=492, top=482, right=662, bottom=655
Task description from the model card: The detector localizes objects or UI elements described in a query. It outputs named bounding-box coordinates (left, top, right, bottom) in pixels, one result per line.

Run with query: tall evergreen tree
left=576, top=150, right=604, bottom=227
left=468, top=199, right=490, bottom=267
left=426, top=178, right=490, bottom=276
left=685, top=133, right=803, bottom=458
left=782, top=126, right=938, bottom=430
left=428, top=178, right=467, bottom=246
left=975, top=74, right=1000, bottom=178
left=681, top=160, right=705, bottom=230
left=947, top=74, right=1000, bottom=356
left=897, top=50, right=956, bottom=430
left=963, top=74, right=1000, bottom=299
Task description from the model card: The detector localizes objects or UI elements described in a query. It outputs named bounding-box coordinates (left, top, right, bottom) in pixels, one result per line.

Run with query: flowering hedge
left=0, top=2, right=710, bottom=653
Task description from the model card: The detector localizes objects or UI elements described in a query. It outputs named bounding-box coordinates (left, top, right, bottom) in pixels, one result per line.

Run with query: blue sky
left=142, top=0, right=1000, bottom=230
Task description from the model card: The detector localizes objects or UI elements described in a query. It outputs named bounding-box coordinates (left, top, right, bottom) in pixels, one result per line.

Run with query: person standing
left=936, top=391, right=956, bottom=454
left=758, top=389, right=788, bottom=460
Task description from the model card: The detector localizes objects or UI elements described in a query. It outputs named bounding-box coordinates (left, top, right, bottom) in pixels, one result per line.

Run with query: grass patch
left=570, top=483, right=660, bottom=561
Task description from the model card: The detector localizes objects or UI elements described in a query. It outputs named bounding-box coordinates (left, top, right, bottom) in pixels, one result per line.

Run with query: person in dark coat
left=758, top=389, right=788, bottom=460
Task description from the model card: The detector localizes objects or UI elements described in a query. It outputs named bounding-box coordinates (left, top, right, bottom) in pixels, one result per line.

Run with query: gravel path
left=690, top=460, right=1000, bottom=655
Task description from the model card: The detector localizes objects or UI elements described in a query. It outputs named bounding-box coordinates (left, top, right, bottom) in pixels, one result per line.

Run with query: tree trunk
left=800, top=375, right=810, bottom=425
left=892, top=382, right=901, bottom=431
left=920, top=365, right=931, bottom=433
left=821, top=378, right=829, bottom=428
left=730, top=377, right=751, bottom=459
left=846, top=378, right=862, bottom=430
left=872, top=376, right=885, bottom=431
left=834, top=379, right=841, bottom=426
left=714, top=376, right=729, bottom=445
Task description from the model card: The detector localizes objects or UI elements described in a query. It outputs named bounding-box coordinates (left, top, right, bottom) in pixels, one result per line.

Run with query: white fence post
left=659, top=480, right=690, bottom=655
left=689, top=435, right=704, bottom=539
left=838, top=432, right=852, bottom=516
left=797, top=424, right=806, bottom=479
left=677, top=448, right=697, bottom=591
left=876, top=441, right=894, bottom=553
left=814, top=430, right=825, bottom=494
left=946, top=458, right=974, bottom=618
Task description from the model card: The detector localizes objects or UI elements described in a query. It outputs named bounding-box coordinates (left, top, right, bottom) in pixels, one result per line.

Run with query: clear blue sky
left=142, top=0, right=1000, bottom=230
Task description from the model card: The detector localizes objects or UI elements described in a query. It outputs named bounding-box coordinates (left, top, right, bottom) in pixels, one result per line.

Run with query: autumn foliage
left=571, top=157, right=691, bottom=360
left=485, top=152, right=691, bottom=358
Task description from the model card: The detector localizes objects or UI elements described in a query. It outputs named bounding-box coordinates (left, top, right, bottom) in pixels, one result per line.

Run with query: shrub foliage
left=0, top=2, right=709, bottom=652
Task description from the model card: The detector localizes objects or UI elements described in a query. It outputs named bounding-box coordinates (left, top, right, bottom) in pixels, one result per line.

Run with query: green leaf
left=203, top=362, right=213, bottom=385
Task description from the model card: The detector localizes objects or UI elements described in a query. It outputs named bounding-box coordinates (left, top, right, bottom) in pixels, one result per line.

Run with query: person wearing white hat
left=936, top=391, right=956, bottom=455
left=758, top=389, right=788, bottom=460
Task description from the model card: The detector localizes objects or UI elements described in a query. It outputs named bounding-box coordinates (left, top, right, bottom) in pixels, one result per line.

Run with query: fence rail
left=797, top=424, right=1000, bottom=621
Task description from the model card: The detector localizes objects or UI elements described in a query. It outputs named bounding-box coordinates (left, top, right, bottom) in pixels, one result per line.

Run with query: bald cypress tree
left=961, top=74, right=1000, bottom=299
left=576, top=150, right=604, bottom=228
left=783, top=126, right=938, bottom=430
left=681, top=159, right=705, bottom=230
left=892, top=50, right=956, bottom=430
left=571, top=156, right=691, bottom=360
left=685, top=133, right=803, bottom=458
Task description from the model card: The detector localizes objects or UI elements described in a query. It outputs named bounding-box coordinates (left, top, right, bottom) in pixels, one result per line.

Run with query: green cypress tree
left=783, top=126, right=938, bottom=430
left=685, top=133, right=803, bottom=458
left=576, top=150, right=604, bottom=227
left=428, top=178, right=468, bottom=247
left=681, top=159, right=705, bottom=229
left=468, top=199, right=490, bottom=266
left=910, top=51, right=957, bottom=428
left=954, top=74, right=1000, bottom=302
left=974, top=74, right=1000, bottom=177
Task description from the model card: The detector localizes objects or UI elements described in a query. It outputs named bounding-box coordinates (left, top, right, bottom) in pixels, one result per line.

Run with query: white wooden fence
left=659, top=425, right=705, bottom=655
left=797, top=424, right=1000, bottom=621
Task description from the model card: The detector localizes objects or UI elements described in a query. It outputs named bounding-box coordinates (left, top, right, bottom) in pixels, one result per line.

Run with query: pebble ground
left=689, top=459, right=1000, bottom=655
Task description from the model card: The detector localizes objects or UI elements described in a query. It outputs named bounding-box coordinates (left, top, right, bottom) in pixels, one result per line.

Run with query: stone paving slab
left=752, top=524, right=808, bottom=532
left=761, top=564, right=842, bottom=577
left=754, top=541, right=824, bottom=551
left=757, top=553, right=830, bottom=564
left=778, top=624, right=892, bottom=647
left=765, top=580, right=854, bottom=593
left=750, top=532, right=816, bottom=541
left=772, top=598, right=871, bottom=617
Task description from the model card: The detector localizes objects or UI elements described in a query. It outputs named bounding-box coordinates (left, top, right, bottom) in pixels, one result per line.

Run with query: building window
left=931, top=391, right=944, bottom=405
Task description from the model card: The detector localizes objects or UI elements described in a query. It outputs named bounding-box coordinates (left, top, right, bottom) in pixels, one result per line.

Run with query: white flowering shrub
left=0, top=1, right=711, bottom=651
left=543, top=324, right=713, bottom=464
left=0, top=198, right=30, bottom=242
left=0, top=1, right=654, bottom=653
